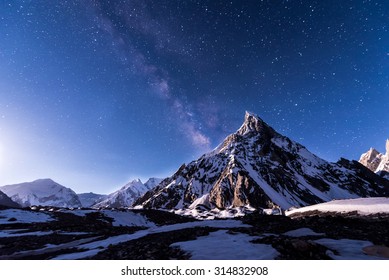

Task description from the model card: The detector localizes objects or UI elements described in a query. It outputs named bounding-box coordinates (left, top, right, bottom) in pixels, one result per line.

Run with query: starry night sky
left=0, top=0, right=388, bottom=193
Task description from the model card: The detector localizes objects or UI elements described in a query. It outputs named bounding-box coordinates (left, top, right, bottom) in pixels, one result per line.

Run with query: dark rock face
left=0, top=190, right=20, bottom=208
left=135, top=112, right=389, bottom=210
left=377, top=171, right=389, bottom=180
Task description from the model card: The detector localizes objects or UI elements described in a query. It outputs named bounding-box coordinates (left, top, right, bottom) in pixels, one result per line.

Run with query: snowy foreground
left=286, top=197, right=389, bottom=216
left=0, top=197, right=389, bottom=260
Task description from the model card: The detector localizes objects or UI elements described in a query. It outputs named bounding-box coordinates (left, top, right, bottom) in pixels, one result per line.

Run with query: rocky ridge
left=93, top=178, right=162, bottom=208
left=359, top=139, right=389, bottom=176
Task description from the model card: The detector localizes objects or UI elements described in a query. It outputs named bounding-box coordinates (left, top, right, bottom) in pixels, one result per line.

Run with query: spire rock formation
left=134, top=112, right=389, bottom=210
left=359, top=139, right=389, bottom=179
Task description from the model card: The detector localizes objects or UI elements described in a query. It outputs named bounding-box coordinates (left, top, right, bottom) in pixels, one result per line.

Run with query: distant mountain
left=77, top=192, right=108, bottom=208
left=134, top=112, right=389, bottom=210
left=93, top=178, right=162, bottom=208
left=359, top=140, right=389, bottom=176
left=0, top=179, right=82, bottom=208
left=286, top=197, right=389, bottom=217
left=0, top=189, right=20, bottom=208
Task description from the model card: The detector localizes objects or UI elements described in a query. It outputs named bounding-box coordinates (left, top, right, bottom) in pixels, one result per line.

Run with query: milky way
left=0, top=0, right=388, bottom=193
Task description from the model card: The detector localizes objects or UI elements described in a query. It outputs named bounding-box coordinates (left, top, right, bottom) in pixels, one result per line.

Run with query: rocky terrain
left=1, top=201, right=389, bottom=260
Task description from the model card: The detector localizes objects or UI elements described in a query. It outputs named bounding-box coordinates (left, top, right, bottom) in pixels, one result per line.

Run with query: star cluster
left=0, top=0, right=388, bottom=193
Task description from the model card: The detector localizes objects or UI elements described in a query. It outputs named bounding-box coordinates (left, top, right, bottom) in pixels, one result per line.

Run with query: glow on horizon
left=0, top=1, right=388, bottom=194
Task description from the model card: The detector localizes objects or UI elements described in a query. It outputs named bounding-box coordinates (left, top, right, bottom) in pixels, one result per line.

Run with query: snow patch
left=53, top=219, right=251, bottom=259
left=286, top=197, right=389, bottom=216
left=171, top=230, right=279, bottom=260
left=315, top=238, right=386, bottom=260
left=0, top=209, right=55, bottom=224
left=0, top=230, right=54, bottom=238
left=283, top=227, right=324, bottom=237
left=100, top=210, right=156, bottom=227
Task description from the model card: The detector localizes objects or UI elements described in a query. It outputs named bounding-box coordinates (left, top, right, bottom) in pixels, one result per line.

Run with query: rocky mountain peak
left=366, top=147, right=381, bottom=159
left=236, top=111, right=268, bottom=136
left=358, top=148, right=382, bottom=172
left=0, top=179, right=81, bottom=208
left=130, top=179, right=142, bottom=184
left=359, top=139, right=389, bottom=174
left=135, top=112, right=389, bottom=211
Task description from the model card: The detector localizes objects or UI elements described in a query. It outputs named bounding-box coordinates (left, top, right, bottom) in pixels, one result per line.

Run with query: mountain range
left=1, top=112, right=388, bottom=211
left=0, top=177, right=162, bottom=209
left=92, top=178, right=162, bottom=208
left=134, top=112, right=388, bottom=210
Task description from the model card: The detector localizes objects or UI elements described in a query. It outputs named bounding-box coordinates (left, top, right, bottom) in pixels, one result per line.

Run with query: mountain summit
left=0, top=189, right=20, bottom=208
left=236, top=111, right=272, bottom=136
left=359, top=139, right=389, bottom=179
left=134, top=112, right=388, bottom=210
left=0, top=179, right=81, bottom=208
left=93, top=178, right=162, bottom=208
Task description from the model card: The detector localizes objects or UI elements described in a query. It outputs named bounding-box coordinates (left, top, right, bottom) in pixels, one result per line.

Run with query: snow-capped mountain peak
left=134, top=112, right=389, bottom=211
left=144, top=177, right=163, bottom=189
left=92, top=178, right=162, bottom=208
left=359, top=139, right=389, bottom=175
left=236, top=111, right=272, bottom=136
left=0, top=179, right=81, bottom=208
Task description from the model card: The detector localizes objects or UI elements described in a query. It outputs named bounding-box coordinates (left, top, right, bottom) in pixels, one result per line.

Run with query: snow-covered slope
left=359, top=140, right=389, bottom=174
left=93, top=179, right=159, bottom=208
left=77, top=193, right=107, bottom=208
left=0, top=190, right=20, bottom=208
left=144, top=177, right=163, bottom=189
left=286, top=197, right=389, bottom=216
left=0, top=179, right=82, bottom=208
left=135, top=112, right=389, bottom=210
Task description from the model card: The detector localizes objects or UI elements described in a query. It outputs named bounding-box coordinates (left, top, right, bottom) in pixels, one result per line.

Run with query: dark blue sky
left=0, top=0, right=388, bottom=193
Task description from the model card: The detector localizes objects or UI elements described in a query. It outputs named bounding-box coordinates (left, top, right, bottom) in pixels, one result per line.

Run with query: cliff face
left=359, top=140, right=389, bottom=174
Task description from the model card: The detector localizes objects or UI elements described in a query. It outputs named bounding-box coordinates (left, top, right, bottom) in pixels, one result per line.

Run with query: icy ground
left=286, top=197, right=389, bottom=216
left=0, top=209, right=55, bottom=224
left=171, top=230, right=279, bottom=260
left=1, top=199, right=389, bottom=260
left=52, top=219, right=250, bottom=260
